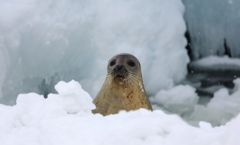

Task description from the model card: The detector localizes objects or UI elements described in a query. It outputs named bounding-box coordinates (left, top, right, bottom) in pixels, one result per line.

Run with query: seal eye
left=127, top=60, right=135, bottom=67
left=109, top=60, right=116, bottom=67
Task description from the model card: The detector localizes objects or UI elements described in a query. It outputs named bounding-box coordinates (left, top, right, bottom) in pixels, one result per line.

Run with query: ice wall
left=0, top=0, right=188, bottom=105
left=182, top=0, right=240, bottom=60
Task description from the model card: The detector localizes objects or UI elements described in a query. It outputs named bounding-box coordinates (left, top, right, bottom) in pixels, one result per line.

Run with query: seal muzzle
left=111, top=64, right=128, bottom=79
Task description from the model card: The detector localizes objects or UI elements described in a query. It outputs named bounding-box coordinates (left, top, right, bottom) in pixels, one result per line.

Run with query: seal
left=92, top=53, right=152, bottom=116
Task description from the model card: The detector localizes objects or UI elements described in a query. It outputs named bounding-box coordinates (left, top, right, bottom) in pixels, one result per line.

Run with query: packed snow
left=0, top=80, right=240, bottom=145
left=0, top=0, right=188, bottom=105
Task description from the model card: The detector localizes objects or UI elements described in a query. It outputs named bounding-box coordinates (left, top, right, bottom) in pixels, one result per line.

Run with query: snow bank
left=152, top=79, right=240, bottom=126
left=0, top=80, right=239, bottom=145
left=0, top=0, right=188, bottom=105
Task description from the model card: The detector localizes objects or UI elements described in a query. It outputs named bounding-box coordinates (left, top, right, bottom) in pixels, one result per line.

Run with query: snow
left=0, top=80, right=240, bottom=145
left=187, top=79, right=240, bottom=126
left=191, top=55, right=240, bottom=68
left=48, top=81, right=95, bottom=114
left=152, top=79, right=240, bottom=127
left=0, top=0, right=188, bottom=105
left=152, top=85, right=198, bottom=116
left=1, top=0, right=240, bottom=143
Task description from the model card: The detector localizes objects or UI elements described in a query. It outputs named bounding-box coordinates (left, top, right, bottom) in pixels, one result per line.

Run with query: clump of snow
left=48, top=80, right=95, bottom=114
left=0, top=0, right=188, bottom=105
left=153, top=85, right=198, bottom=116
left=15, top=80, right=95, bottom=121
left=0, top=80, right=240, bottom=145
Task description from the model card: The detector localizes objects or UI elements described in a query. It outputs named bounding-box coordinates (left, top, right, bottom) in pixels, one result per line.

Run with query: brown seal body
left=92, top=53, right=152, bottom=116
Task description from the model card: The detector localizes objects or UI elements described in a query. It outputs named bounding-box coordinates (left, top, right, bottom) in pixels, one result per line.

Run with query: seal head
left=92, top=53, right=152, bottom=116
left=108, top=53, right=140, bottom=87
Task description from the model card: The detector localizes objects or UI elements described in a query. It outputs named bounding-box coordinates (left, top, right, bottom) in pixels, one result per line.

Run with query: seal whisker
left=128, top=78, right=138, bottom=86
left=129, top=77, right=138, bottom=85
left=128, top=72, right=142, bottom=79
left=103, top=74, right=113, bottom=87
left=127, top=73, right=142, bottom=84
left=128, top=74, right=142, bottom=82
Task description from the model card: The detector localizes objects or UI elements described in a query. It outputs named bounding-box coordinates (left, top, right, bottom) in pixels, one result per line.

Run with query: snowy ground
left=0, top=80, right=239, bottom=145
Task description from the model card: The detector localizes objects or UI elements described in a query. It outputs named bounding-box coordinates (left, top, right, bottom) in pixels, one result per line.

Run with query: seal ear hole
left=109, top=60, right=116, bottom=66
left=127, top=60, right=135, bottom=67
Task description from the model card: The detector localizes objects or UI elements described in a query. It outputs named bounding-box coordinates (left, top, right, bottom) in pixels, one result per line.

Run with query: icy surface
left=0, top=0, right=188, bottom=105
left=191, top=55, right=240, bottom=67
left=0, top=80, right=240, bottom=145
left=183, top=0, right=240, bottom=60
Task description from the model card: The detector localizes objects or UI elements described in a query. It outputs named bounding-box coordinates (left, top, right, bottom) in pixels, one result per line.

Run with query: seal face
left=92, top=53, right=152, bottom=116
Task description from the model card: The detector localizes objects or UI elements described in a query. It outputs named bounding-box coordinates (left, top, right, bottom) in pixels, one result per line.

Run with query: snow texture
left=182, top=0, right=240, bottom=60
left=0, top=0, right=188, bottom=105
left=0, top=80, right=240, bottom=145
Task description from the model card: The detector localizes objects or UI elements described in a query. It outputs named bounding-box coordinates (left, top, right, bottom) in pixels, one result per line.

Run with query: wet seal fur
left=92, top=53, right=152, bottom=116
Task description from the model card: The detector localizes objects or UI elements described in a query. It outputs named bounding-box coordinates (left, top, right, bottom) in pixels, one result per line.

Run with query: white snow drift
left=0, top=80, right=239, bottom=145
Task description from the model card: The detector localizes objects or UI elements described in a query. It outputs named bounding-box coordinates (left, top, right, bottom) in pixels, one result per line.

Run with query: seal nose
left=116, top=64, right=124, bottom=71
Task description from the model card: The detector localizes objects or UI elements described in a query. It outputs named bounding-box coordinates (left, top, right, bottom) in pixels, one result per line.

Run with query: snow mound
left=15, top=80, right=95, bottom=121
left=48, top=80, right=95, bottom=114
left=0, top=80, right=240, bottom=145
